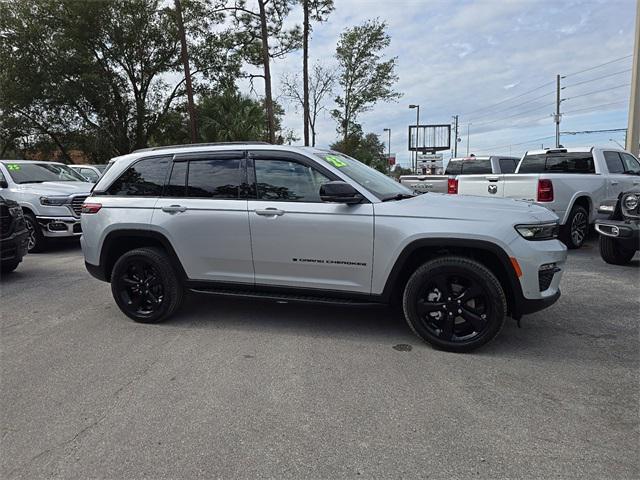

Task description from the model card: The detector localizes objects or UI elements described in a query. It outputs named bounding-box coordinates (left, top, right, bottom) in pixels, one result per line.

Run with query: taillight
left=537, top=179, right=554, bottom=202
left=447, top=178, right=458, bottom=194
left=81, top=203, right=102, bottom=214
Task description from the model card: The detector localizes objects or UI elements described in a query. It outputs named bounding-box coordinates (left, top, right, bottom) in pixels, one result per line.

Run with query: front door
left=152, top=151, right=254, bottom=284
left=247, top=151, right=374, bottom=294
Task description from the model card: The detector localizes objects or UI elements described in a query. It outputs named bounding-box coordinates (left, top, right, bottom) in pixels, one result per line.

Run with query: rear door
left=152, top=151, right=254, bottom=284
left=247, top=150, right=374, bottom=293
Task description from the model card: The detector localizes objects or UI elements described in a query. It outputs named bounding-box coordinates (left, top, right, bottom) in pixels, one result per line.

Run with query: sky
left=238, top=0, right=637, bottom=167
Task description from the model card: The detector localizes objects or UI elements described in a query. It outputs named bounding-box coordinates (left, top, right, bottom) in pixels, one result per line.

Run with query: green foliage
left=330, top=128, right=388, bottom=173
left=332, top=19, right=401, bottom=141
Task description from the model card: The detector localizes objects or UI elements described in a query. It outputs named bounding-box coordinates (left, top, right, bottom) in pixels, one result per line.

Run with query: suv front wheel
left=111, top=247, right=184, bottom=323
left=402, top=256, right=507, bottom=352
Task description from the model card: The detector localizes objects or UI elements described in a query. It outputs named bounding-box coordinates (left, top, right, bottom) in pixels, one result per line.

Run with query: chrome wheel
left=571, top=211, right=588, bottom=246
left=25, top=217, right=37, bottom=251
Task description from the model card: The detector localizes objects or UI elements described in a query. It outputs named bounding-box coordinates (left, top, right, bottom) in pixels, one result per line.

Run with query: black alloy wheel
left=111, top=247, right=183, bottom=323
left=403, top=256, right=507, bottom=352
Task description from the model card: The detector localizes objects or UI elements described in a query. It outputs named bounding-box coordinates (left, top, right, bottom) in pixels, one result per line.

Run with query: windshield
left=2, top=162, right=88, bottom=184
left=314, top=152, right=412, bottom=200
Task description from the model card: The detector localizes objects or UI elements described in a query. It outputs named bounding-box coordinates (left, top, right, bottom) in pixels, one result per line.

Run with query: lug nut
left=457, top=309, right=462, bottom=314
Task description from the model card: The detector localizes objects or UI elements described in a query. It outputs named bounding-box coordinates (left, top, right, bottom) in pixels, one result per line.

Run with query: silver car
left=81, top=143, right=567, bottom=352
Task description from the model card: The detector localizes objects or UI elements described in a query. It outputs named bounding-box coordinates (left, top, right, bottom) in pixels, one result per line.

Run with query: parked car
left=399, top=155, right=519, bottom=194
left=81, top=143, right=567, bottom=353
left=595, top=190, right=639, bottom=265
left=0, top=160, right=94, bottom=252
left=0, top=195, right=29, bottom=274
left=455, top=147, right=640, bottom=249
left=70, top=164, right=108, bottom=183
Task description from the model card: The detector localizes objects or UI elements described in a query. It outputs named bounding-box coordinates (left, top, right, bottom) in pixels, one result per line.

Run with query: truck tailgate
left=457, top=174, right=539, bottom=201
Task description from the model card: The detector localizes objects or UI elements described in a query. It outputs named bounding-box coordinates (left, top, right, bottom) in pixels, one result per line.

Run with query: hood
left=17, top=181, right=94, bottom=196
left=375, top=193, right=558, bottom=224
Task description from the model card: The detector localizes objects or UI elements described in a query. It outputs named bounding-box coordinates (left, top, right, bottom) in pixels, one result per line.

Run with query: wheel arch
left=381, top=238, right=523, bottom=318
left=563, top=194, right=593, bottom=224
left=100, top=229, right=187, bottom=282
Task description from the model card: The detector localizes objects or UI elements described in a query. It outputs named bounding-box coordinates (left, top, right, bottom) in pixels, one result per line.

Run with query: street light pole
left=409, top=104, right=420, bottom=172
left=383, top=128, right=391, bottom=175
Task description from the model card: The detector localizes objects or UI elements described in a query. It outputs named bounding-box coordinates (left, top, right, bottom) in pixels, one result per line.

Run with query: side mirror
left=320, top=181, right=363, bottom=204
left=0, top=180, right=7, bottom=189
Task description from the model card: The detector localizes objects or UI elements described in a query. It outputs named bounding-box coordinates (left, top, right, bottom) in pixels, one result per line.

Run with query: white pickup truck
left=456, top=147, right=640, bottom=248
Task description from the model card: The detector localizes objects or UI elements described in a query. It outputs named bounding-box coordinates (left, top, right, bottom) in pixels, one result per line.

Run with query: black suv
left=0, top=195, right=29, bottom=274
left=595, top=190, right=640, bottom=265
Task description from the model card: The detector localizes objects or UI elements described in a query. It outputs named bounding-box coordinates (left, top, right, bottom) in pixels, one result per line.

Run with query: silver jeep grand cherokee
left=81, top=143, right=567, bottom=352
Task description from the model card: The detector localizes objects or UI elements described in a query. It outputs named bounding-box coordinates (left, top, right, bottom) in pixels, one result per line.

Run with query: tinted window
left=255, top=159, right=330, bottom=202
left=461, top=159, right=491, bottom=174
left=187, top=159, right=241, bottom=199
left=106, top=157, right=170, bottom=196
left=80, top=168, right=99, bottom=182
left=604, top=151, right=624, bottom=173
left=518, top=153, right=595, bottom=174
left=165, top=161, right=187, bottom=197
left=444, top=161, right=462, bottom=175
left=620, top=153, right=640, bottom=174
left=499, top=158, right=517, bottom=173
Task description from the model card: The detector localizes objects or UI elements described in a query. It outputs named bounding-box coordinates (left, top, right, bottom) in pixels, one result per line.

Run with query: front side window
left=1, top=162, right=87, bottom=184
left=106, top=156, right=170, bottom=196
left=187, top=159, right=241, bottom=199
left=620, top=153, right=640, bottom=174
left=254, top=159, right=330, bottom=202
left=604, top=151, right=624, bottom=174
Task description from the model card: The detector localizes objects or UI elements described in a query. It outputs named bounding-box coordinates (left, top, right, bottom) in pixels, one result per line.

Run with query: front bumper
left=1, top=228, right=29, bottom=264
left=595, top=219, right=639, bottom=250
left=36, top=216, right=82, bottom=238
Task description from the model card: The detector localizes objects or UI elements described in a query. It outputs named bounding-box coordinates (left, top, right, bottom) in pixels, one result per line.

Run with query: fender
left=562, top=192, right=593, bottom=224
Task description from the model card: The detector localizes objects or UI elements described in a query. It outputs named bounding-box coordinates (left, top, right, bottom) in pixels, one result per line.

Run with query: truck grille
left=0, top=205, right=12, bottom=238
left=71, top=195, right=88, bottom=216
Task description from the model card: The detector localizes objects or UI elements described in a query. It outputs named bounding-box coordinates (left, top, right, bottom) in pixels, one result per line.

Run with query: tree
left=230, top=0, right=301, bottom=144
left=281, top=62, right=335, bottom=146
left=174, top=0, right=198, bottom=143
left=300, top=0, right=334, bottom=145
left=330, top=128, right=388, bottom=173
left=332, top=19, right=402, bottom=142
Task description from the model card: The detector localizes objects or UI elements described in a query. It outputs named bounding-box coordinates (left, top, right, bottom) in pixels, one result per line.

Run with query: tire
left=599, top=235, right=636, bottom=265
left=561, top=205, right=589, bottom=249
left=110, top=247, right=184, bottom=323
left=402, top=256, right=507, bottom=353
left=23, top=213, right=46, bottom=253
left=1, top=260, right=20, bottom=274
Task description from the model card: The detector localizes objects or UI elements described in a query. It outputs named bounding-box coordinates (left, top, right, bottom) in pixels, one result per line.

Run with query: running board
left=188, top=288, right=384, bottom=307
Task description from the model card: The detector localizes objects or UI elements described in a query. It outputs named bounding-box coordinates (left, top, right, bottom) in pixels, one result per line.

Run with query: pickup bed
left=400, top=156, right=518, bottom=194
left=456, top=147, right=640, bottom=248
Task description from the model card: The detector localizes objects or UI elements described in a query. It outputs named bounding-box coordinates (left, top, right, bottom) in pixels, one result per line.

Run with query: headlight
left=622, top=193, right=639, bottom=213
left=40, top=195, right=69, bottom=206
left=515, top=223, right=559, bottom=241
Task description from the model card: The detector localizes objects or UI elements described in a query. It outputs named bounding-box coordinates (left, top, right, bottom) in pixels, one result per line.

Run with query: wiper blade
left=19, top=180, right=45, bottom=184
left=381, top=193, right=416, bottom=202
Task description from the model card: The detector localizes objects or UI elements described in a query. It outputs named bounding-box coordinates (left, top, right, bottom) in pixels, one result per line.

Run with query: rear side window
left=604, top=151, right=624, bottom=173
left=444, top=161, right=462, bottom=175
left=518, top=153, right=595, bottom=174
left=187, top=159, right=242, bottom=199
left=499, top=158, right=517, bottom=173
left=461, top=159, right=491, bottom=174
left=106, top=157, right=170, bottom=196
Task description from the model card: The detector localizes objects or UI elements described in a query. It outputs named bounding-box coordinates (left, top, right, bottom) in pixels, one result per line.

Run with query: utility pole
left=555, top=74, right=562, bottom=148
left=383, top=128, right=391, bottom=175
left=174, top=0, right=198, bottom=143
left=627, top=0, right=640, bottom=155
left=409, top=104, right=420, bottom=172
left=452, top=115, right=459, bottom=157
left=302, top=0, right=310, bottom=146
left=466, top=123, right=471, bottom=156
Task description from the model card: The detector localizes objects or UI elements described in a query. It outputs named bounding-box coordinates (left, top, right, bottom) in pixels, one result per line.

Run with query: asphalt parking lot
left=1, top=236, right=638, bottom=479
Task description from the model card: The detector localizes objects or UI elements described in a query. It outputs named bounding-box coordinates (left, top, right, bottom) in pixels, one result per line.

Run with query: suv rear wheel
left=111, top=247, right=183, bottom=323
left=402, top=256, right=506, bottom=352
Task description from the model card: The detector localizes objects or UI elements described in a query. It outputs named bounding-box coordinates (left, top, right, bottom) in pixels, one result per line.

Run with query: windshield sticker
left=324, top=155, right=347, bottom=168
left=6, top=164, right=20, bottom=171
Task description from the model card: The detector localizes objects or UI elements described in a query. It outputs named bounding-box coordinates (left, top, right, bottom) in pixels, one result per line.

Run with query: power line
left=460, top=80, right=555, bottom=117
left=473, top=103, right=554, bottom=127
left=563, top=83, right=630, bottom=101
left=562, top=69, right=632, bottom=90
left=480, top=135, right=555, bottom=152
left=563, top=100, right=627, bottom=115
left=468, top=91, right=555, bottom=122
left=563, top=54, right=633, bottom=78
left=561, top=128, right=627, bottom=135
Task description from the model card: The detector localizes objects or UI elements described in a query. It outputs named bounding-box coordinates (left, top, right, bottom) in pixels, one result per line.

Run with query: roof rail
left=132, top=141, right=271, bottom=153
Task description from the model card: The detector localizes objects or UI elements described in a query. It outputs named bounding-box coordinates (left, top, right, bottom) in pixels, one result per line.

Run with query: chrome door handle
left=255, top=208, right=284, bottom=216
left=486, top=176, right=500, bottom=182
left=162, top=205, right=187, bottom=213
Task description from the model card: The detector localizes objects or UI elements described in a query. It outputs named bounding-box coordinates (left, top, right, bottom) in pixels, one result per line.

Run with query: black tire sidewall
left=24, top=213, right=46, bottom=253
left=599, top=235, right=636, bottom=265
left=402, top=257, right=506, bottom=352
left=110, top=248, right=182, bottom=323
